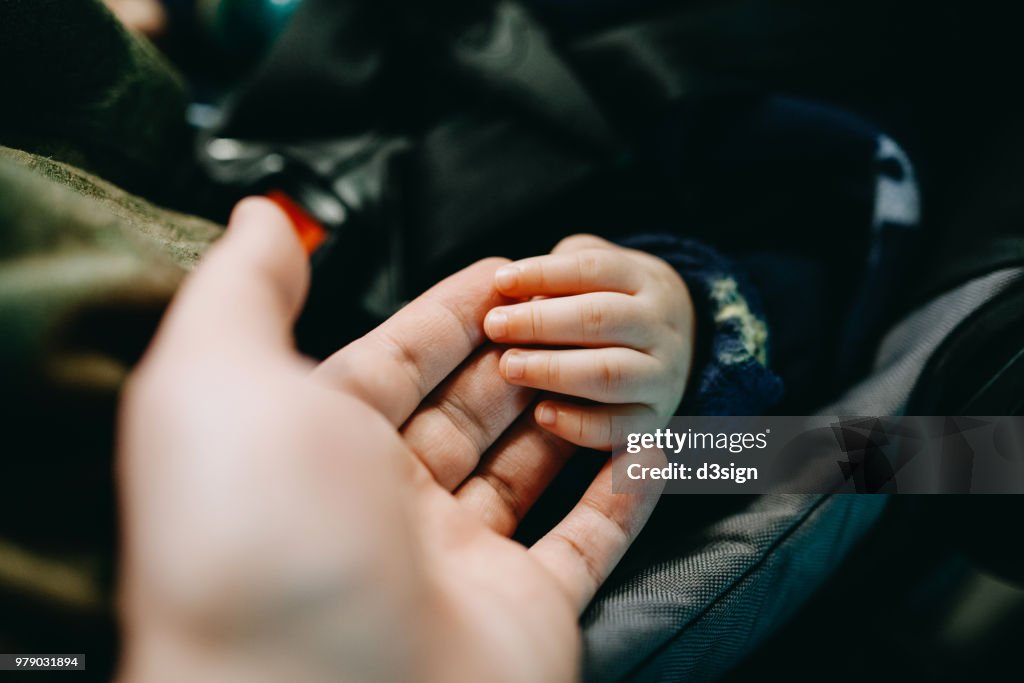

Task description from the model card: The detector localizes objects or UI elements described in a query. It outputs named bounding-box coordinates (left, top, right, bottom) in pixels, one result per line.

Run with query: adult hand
left=117, top=198, right=664, bottom=683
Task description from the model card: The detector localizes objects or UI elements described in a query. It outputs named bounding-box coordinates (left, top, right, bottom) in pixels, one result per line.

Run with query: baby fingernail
left=537, top=404, right=557, bottom=425
left=495, top=266, right=518, bottom=291
left=505, top=353, right=526, bottom=379
left=486, top=311, right=508, bottom=338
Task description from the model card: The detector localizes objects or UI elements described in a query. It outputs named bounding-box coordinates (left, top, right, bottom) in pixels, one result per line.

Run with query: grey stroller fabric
left=582, top=494, right=886, bottom=682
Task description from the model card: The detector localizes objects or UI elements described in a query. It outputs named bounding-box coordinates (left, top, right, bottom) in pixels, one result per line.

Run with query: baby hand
left=484, top=235, right=695, bottom=450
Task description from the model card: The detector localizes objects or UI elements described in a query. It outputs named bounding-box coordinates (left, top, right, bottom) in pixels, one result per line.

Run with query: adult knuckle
left=580, top=495, right=632, bottom=541
left=479, top=470, right=526, bottom=521
left=552, top=530, right=604, bottom=590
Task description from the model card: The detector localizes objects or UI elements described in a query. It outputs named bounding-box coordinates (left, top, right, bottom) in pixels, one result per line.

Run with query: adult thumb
left=155, top=197, right=311, bottom=355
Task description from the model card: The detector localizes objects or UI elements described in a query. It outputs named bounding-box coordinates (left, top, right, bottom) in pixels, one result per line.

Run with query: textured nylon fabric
left=581, top=494, right=886, bottom=681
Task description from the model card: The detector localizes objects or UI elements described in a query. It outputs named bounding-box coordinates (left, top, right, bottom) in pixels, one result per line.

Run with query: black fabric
left=908, top=280, right=1024, bottom=416
left=193, top=4, right=962, bottom=681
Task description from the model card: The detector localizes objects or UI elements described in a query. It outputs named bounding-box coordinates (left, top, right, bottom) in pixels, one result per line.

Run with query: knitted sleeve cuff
left=620, top=234, right=784, bottom=416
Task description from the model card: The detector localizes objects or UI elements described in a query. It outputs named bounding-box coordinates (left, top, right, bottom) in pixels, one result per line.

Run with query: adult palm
left=117, top=199, right=664, bottom=683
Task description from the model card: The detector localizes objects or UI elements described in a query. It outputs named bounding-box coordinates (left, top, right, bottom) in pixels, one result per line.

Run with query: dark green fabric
left=0, top=145, right=219, bottom=397
left=0, top=146, right=220, bottom=672
left=0, top=3, right=221, bottom=670
left=0, top=0, right=193, bottom=203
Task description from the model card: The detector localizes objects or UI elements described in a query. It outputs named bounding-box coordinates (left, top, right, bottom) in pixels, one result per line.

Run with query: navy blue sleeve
left=621, top=234, right=784, bottom=416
